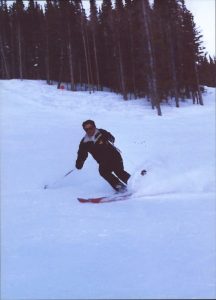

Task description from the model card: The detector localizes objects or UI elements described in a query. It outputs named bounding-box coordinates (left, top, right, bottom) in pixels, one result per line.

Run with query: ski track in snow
left=1, top=79, right=216, bottom=299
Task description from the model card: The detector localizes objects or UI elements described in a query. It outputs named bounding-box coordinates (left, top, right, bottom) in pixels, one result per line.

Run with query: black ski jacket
left=76, top=129, right=122, bottom=169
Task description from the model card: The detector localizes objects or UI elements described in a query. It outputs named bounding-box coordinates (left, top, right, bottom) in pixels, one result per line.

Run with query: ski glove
left=76, top=159, right=84, bottom=170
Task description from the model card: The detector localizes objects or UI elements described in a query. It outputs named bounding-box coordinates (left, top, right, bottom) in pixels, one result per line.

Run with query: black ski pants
left=99, top=160, right=130, bottom=190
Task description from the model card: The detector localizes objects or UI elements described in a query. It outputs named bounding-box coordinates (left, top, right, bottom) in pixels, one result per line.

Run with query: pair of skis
left=78, top=191, right=133, bottom=204
left=78, top=169, right=147, bottom=204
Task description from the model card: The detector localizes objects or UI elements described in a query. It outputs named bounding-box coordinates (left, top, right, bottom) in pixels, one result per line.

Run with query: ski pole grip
left=141, top=169, right=147, bottom=176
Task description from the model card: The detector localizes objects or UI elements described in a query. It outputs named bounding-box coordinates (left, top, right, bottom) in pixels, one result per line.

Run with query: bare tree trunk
left=80, top=5, right=91, bottom=92
left=67, top=23, right=75, bottom=91
left=9, top=20, right=15, bottom=78
left=45, top=20, right=51, bottom=84
left=127, top=10, right=137, bottom=98
left=92, top=31, right=100, bottom=90
left=79, top=60, right=82, bottom=89
left=167, top=22, right=179, bottom=107
left=141, top=0, right=162, bottom=116
left=0, top=34, right=10, bottom=78
left=147, top=75, right=154, bottom=109
left=34, top=46, right=39, bottom=79
left=57, top=46, right=64, bottom=89
left=17, top=21, right=23, bottom=80
left=86, top=25, right=94, bottom=92
left=117, top=40, right=127, bottom=100
left=67, top=41, right=75, bottom=91
left=81, top=21, right=90, bottom=91
left=194, top=62, right=203, bottom=105
left=115, top=7, right=127, bottom=100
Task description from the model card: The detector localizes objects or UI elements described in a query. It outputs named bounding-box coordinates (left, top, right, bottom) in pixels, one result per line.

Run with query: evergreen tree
left=11, top=0, right=25, bottom=79
left=80, top=0, right=92, bottom=91
left=89, top=0, right=100, bottom=90
left=127, top=0, right=148, bottom=98
left=153, top=0, right=181, bottom=107
left=25, top=0, right=45, bottom=79
left=140, top=0, right=162, bottom=115
left=44, top=0, right=61, bottom=84
left=180, top=0, right=204, bottom=104
left=199, top=55, right=216, bottom=87
left=114, top=0, right=128, bottom=99
left=99, top=0, right=117, bottom=91
left=125, top=0, right=137, bottom=98
left=0, top=0, right=11, bottom=78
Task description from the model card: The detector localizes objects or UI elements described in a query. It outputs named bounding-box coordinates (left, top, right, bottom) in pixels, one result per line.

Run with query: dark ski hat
left=82, top=120, right=96, bottom=128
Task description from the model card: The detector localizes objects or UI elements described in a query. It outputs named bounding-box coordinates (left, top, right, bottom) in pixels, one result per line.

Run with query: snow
left=1, top=79, right=216, bottom=299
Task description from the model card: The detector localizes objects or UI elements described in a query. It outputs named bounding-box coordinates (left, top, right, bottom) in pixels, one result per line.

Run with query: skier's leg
left=113, top=160, right=131, bottom=184
left=99, top=165, right=123, bottom=190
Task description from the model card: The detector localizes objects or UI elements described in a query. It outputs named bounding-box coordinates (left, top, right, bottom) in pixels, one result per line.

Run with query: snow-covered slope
left=1, top=80, right=215, bottom=299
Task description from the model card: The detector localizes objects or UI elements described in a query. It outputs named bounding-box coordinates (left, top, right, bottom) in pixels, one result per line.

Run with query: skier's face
left=84, top=125, right=96, bottom=136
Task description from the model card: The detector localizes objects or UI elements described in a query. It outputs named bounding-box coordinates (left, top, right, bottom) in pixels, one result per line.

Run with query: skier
left=75, top=120, right=131, bottom=192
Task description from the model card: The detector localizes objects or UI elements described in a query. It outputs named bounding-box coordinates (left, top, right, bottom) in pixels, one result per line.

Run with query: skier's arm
left=76, top=141, right=88, bottom=169
left=100, top=129, right=115, bottom=144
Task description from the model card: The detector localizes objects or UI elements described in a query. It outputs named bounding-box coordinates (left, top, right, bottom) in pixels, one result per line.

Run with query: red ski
left=78, top=192, right=132, bottom=204
left=77, top=170, right=146, bottom=204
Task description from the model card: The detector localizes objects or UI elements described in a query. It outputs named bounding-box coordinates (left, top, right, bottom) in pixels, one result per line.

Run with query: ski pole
left=44, top=168, right=75, bottom=189
left=63, top=169, right=75, bottom=177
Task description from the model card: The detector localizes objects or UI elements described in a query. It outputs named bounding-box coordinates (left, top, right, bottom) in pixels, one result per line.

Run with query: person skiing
left=75, top=120, right=131, bottom=192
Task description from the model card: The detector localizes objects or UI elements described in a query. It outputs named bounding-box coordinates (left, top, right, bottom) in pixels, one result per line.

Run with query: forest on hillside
left=0, top=0, right=215, bottom=115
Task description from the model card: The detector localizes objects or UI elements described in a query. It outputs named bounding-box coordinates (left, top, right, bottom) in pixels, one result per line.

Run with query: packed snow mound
left=1, top=79, right=150, bottom=116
